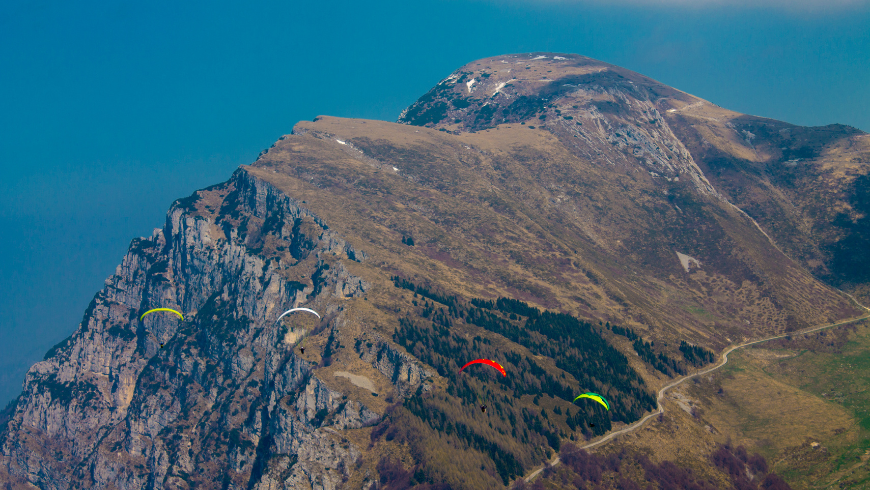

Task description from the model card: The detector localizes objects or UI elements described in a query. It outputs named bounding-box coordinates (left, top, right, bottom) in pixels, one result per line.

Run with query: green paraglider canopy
left=573, top=392, right=610, bottom=410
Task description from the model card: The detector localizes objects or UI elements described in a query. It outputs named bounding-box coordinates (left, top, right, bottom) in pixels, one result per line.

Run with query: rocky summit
left=1, top=53, right=867, bottom=489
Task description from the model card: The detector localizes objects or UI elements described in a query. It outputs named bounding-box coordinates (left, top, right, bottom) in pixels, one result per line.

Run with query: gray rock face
left=355, top=337, right=434, bottom=398
left=0, top=168, right=412, bottom=489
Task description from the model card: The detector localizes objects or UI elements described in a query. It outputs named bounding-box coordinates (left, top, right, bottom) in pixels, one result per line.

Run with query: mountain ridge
left=1, top=52, right=867, bottom=489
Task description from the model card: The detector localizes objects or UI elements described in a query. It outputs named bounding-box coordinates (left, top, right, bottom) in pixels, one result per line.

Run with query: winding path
left=525, top=295, right=870, bottom=483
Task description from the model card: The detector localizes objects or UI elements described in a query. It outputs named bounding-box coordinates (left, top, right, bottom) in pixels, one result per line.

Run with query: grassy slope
left=669, top=105, right=870, bottom=302
left=686, top=320, right=870, bottom=489
left=249, top=117, right=858, bottom=349
left=241, top=115, right=865, bottom=487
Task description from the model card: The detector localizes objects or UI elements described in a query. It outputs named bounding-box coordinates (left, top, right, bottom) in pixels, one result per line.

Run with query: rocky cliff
left=0, top=168, right=432, bottom=489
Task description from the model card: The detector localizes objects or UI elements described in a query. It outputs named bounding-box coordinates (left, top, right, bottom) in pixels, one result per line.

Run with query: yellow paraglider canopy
left=573, top=393, right=610, bottom=410
left=140, top=308, right=184, bottom=321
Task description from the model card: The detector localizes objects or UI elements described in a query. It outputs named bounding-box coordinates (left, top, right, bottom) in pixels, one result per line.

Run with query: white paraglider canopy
left=276, top=307, right=321, bottom=323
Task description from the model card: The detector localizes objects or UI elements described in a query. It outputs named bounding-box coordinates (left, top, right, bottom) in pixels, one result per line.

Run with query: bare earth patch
left=742, top=348, right=798, bottom=361
left=334, top=371, right=377, bottom=393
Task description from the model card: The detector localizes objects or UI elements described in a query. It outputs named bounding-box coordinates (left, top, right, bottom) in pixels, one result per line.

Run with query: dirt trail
left=524, top=297, right=870, bottom=483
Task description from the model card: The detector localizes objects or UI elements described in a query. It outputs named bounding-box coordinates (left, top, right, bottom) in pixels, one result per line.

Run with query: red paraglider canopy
left=458, top=359, right=507, bottom=377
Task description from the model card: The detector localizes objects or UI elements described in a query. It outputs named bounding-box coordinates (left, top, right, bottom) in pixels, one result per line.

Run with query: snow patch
left=392, top=166, right=399, bottom=172
left=553, top=56, right=567, bottom=60
left=667, top=109, right=677, bottom=113
left=676, top=252, right=702, bottom=272
left=492, top=82, right=506, bottom=96
left=336, top=139, right=347, bottom=145
left=466, top=78, right=476, bottom=93
left=531, top=55, right=547, bottom=60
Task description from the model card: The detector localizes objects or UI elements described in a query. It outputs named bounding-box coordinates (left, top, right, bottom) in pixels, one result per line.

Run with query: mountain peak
left=398, top=52, right=696, bottom=131
left=399, top=52, right=717, bottom=195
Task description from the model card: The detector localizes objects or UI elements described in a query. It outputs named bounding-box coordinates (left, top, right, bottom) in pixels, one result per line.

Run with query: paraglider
left=140, top=308, right=184, bottom=321
left=141, top=330, right=166, bottom=350
left=276, top=307, right=321, bottom=354
left=139, top=309, right=183, bottom=350
left=458, top=359, right=507, bottom=413
left=573, top=393, right=610, bottom=411
left=276, top=308, right=321, bottom=323
left=458, top=359, right=507, bottom=377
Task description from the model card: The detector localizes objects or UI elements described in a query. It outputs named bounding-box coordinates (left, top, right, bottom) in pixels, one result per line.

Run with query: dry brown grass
left=700, top=350, right=854, bottom=450
left=248, top=116, right=858, bottom=353
left=677, top=322, right=870, bottom=489
left=240, top=110, right=865, bottom=487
